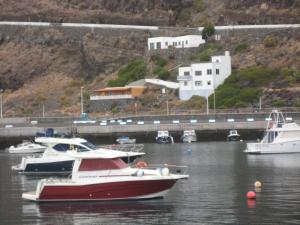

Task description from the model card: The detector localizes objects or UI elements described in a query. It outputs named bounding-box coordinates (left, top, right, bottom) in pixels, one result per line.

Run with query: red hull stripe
left=39, top=179, right=176, bottom=200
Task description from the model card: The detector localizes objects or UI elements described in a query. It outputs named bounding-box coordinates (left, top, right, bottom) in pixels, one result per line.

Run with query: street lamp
left=0, top=90, right=3, bottom=119
left=80, top=86, right=84, bottom=115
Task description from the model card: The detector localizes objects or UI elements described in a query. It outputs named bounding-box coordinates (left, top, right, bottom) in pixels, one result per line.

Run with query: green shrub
left=153, top=66, right=171, bottom=80
left=108, top=58, right=147, bottom=87
left=234, top=43, right=248, bottom=53
left=272, top=99, right=285, bottom=107
left=213, top=66, right=278, bottom=108
left=280, top=68, right=300, bottom=83
left=183, top=95, right=206, bottom=109
left=190, top=43, right=222, bottom=62
left=151, top=55, right=167, bottom=67
left=263, top=35, right=277, bottom=48
left=202, top=23, right=215, bottom=39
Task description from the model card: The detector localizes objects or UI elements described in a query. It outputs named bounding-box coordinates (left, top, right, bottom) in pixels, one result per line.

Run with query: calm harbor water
left=1, top=142, right=300, bottom=224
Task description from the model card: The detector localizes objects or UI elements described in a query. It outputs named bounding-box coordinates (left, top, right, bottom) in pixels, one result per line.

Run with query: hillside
left=0, top=1, right=299, bottom=116
left=0, top=0, right=300, bottom=26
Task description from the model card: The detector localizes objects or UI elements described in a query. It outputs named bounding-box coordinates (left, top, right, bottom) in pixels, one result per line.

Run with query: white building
left=148, top=35, right=205, bottom=50
left=177, top=51, right=231, bottom=100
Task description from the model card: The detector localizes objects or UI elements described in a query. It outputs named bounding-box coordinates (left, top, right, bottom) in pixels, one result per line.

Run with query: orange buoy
left=136, top=161, right=148, bottom=168
left=247, top=191, right=256, bottom=199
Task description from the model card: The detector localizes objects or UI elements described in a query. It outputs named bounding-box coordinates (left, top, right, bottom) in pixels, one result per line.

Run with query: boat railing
left=142, top=164, right=189, bottom=175
left=99, top=144, right=144, bottom=152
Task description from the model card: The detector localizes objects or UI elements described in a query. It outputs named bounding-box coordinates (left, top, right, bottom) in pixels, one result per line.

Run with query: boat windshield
left=80, top=142, right=97, bottom=150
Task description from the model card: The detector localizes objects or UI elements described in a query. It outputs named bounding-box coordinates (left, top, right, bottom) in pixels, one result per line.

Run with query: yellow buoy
left=254, top=181, right=262, bottom=188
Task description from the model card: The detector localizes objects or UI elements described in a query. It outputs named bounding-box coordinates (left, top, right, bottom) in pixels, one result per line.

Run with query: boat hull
left=8, top=147, right=46, bottom=154
left=227, top=135, right=240, bottom=142
left=23, top=179, right=177, bottom=202
left=13, top=160, right=74, bottom=173
left=156, top=137, right=172, bottom=144
left=245, top=141, right=300, bottom=154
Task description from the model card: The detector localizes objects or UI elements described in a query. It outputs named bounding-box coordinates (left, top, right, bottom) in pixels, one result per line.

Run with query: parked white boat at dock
left=181, top=130, right=197, bottom=143
left=245, top=110, right=300, bottom=154
left=227, top=130, right=241, bottom=141
left=8, top=141, right=46, bottom=154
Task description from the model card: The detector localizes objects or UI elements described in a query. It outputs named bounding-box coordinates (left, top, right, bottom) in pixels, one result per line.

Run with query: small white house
left=148, top=35, right=205, bottom=50
left=177, top=51, right=231, bottom=100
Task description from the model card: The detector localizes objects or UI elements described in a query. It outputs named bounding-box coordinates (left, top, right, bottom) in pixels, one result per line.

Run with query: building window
left=178, top=42, right=181, bottom=46
left=156, top=42, right=161, bottom=49
left=165, top=42, right=168, bottom=46
left=149, top=43, right=155, bottom=50
left=186, top=40, right=188, bottom=45
left=174, top=42, right=177, bottom=46
left=207, top=69, right=212, bottom=75
left=195, top=81, right=202, bottom=86
left=184, top=71, right=190, bottom=76
left=207, top=81, right=211, bottom=85
left=216, top=69, right=220, bottom=75
left=184, top=81, right=188, bottom=86
left=195, top=71, right=202, bottom=76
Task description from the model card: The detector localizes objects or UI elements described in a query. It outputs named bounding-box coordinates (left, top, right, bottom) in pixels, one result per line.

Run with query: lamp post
left=80, top=86, right=84, bottom=115
left=0, top=92, right=2, bottom=119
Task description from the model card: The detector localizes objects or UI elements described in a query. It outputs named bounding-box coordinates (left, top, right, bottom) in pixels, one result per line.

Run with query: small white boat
left=181, top=130, right=197, bottom=143
left=116, top=136, right=136, bottom=144
left=22, top=150, right=188, bottom=202
left=227, top=130, right=241, bottom=141
left=8, top=141, right=46, bottom=154
left=155, top=131, right=174, bottom=144
left=245, top=110, right=300, bottom=154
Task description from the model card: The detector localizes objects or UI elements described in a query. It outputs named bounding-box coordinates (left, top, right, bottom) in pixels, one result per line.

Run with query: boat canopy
left=79, top=158, right=127, bottom=171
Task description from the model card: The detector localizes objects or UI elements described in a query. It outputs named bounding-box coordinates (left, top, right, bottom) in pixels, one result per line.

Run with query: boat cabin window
left=53, top=144, right=70, bottom=152
left=79, top=158, right=128, bottom=171
left=81, top=142, right=97, bottom=150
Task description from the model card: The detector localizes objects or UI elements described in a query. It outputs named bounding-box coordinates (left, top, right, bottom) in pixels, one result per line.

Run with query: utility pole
left=206, top=96, right=209, bottom=114
left=80, top=86, right=84, bottom=115
left=0, top=92, right=2, bottom=119
left=166, top=99, right=169, bottom=115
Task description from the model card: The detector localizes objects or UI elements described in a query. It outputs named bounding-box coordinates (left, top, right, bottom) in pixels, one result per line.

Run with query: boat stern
left=22, top=192, right=39, bottom=202
left=244, top=143, right=261, bottom=154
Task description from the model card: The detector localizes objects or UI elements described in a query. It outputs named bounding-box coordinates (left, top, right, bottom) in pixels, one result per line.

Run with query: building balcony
left=90, top=94, right=134, bottom=101
left=177, top=75, right=192, bottom=81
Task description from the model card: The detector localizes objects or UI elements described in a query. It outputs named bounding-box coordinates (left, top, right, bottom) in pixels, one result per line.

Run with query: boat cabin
left=157, top=131, right=170, bottom=137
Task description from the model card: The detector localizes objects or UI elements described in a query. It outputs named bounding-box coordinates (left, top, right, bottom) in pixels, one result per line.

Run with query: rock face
left=0, top=0, right=192, bottom=26
left=0, top=0, right=299, bottom=26
left=221, top=0, right=300, bottom=25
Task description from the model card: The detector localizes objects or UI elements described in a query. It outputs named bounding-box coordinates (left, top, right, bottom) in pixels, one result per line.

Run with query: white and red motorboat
left=22, top=150, right=188, bottom=202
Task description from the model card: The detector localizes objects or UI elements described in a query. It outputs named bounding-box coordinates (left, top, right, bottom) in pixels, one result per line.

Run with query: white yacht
left=181, top=130, right=197, bottom=143
left=12, top=137, right=144, bottom=173
left=8, top=140, right=46, bottom=154
left=227, top=130, right=241, bottom=141
left=155, top=131, right=174, bottom=144
left=245, top=110, right=300, bottom=154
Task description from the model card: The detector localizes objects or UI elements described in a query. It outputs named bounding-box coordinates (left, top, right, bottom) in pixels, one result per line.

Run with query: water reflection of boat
left=245, top=110, right=300, bottom=154
left=247, top=154, right=300, bottom=168
left=116, top=136, right=136, bottom=144
left=23, top=201, right=174, bottom=224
